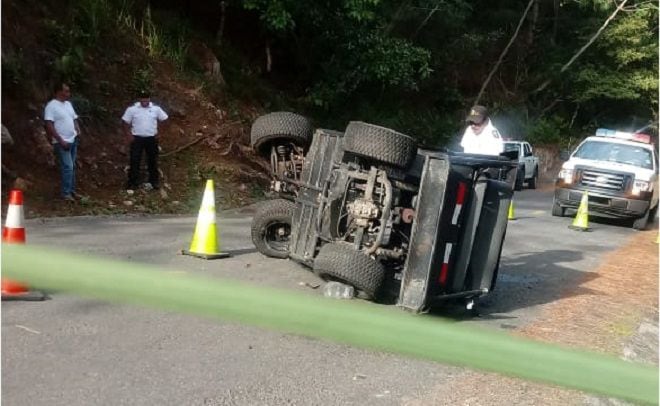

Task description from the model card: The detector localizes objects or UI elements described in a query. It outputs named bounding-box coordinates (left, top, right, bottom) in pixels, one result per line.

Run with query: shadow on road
left=428, top=249, right=598, bottom=320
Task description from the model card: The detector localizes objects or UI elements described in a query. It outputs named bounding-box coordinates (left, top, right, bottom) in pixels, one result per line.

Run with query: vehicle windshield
left=573, top=140, right=654, bottom=170
left=503, top=143, right=520, bottom=153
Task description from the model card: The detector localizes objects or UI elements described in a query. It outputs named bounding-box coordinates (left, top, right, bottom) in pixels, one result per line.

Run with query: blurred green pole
left=3, top=244, right=658, bottom=405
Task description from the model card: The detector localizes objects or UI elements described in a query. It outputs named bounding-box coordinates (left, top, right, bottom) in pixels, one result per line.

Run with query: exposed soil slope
left=1, top=0, right=270, bottom=217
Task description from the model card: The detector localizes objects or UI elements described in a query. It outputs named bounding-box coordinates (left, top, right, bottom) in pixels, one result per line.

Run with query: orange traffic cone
left=3, top=189, right=26, bottom=243
left=2, top=189, right=46, bottom=300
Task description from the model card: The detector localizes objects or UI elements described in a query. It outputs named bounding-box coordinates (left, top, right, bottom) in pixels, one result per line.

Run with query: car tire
left=343, top=121, right=417, bottom=169
left=251, top=199, right=296, bottom=258
left=313, top=242, right=385, bottom=299
left=528, top=167, right=538, bottom=189
left=514, top=166, right=525, bottom=191
left=551, top=198, right=565, bottom=217
left=250, top=112, right=313, bottom=156
left=632, top=209, right=650, bottom=230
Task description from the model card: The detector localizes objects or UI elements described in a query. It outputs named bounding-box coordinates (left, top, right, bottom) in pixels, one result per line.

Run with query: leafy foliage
left=14, top=0, right=658, bottom=146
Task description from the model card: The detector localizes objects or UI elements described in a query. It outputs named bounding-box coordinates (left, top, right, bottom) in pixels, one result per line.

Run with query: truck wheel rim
left=264, top=222, right=291, bottom=252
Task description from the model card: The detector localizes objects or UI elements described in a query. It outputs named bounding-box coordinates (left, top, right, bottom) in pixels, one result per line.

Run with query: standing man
left=45, top=83, right=81, bottom=201
left=122, top=91, right=168, bottom=190
left=460, top=105, right=504, bottom=156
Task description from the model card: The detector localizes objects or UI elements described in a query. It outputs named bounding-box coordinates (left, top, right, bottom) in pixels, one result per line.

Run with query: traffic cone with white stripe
left=2, top=189, right=46, bottom=300
left=3, top=189, right=26, bottom=243
left=182, top=180, right=229, bottom=259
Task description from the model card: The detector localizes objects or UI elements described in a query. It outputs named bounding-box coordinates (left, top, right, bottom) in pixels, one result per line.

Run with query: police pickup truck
left=553, top=129, right=658, bottom=230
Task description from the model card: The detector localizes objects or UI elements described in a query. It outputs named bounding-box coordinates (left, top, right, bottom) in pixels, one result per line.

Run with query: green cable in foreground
left=2, top=244, right=658, bottom=405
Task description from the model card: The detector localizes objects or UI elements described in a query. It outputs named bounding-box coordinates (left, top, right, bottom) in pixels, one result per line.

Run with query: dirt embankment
left=1, top=0, right=271, bottom=218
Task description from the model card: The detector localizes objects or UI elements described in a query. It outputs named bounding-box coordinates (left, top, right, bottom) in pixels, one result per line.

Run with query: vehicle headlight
left=632, top=180, right=652, bottom=196
left=558, top=169, right=574, bottom=184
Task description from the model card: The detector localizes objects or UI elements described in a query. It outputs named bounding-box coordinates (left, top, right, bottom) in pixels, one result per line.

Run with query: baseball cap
left=466, top=105, right=488, bottom=123
left=138, top=90, right=151, bottom=99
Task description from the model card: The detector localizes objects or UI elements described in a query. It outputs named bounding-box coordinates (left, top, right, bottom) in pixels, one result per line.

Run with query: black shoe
left=150, top=183, right=160, bottom=190
left=125, top=183, right=138, bottom=190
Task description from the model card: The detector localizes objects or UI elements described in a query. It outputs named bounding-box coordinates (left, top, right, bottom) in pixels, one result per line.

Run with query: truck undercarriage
left=250, top=112, right=517, bottom=312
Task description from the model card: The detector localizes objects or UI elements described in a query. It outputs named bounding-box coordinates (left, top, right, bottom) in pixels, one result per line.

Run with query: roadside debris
left=323, top=281, right=355, bottom=299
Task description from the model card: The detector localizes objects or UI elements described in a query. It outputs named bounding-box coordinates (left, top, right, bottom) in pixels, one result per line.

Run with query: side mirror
left=559, top=150, right=570, bottom=161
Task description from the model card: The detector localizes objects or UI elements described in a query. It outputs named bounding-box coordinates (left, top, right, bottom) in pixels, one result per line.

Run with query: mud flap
left=397, top=155, right=449, bottom=312
left=450, top=180, right=487, bottom=292
left=465, top=180, right=512, bottom=291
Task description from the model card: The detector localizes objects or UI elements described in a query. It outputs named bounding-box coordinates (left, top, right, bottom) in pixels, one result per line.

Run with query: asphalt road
left=2, top=190, right=642, bottom=405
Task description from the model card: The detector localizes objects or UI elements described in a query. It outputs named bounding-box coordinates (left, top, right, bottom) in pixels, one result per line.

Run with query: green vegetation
left=5, top=0, right=658, bottom=147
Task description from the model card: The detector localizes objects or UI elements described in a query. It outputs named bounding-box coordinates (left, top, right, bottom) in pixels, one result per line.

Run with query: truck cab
left=503, top=141, right=539, bottom=190
left=553, top=129, right=658, bottom=230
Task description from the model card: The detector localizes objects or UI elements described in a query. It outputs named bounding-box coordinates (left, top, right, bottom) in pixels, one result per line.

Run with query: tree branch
left=532, top=0, right=629, bottom=94
left=474, top=0, right=536, bottom=106
left=411, top=6, right=439, bottom=40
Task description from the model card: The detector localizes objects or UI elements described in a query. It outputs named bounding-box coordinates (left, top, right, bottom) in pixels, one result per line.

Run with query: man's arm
left=122, top=120, right=134, bottom=144
left=154, top=107, right=168, bottom=139
left=121, top=107, right=134, bottom=143
left=45, top=121, right=69, bottom=150
left=492, top=128, right=504, bottom=154
left=74, top=119, right=82, bottom=137
left=157, top=107, right=168, bottom=122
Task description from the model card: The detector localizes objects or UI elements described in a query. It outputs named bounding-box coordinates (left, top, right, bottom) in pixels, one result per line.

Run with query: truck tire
left=514, top=165, right=525, bottom=191
left=632, top=209, right=650, bottom=230
left=250, top=112, right=313, bottom=156
left=313, top=242, right=385, bottom=299
left=251, top=199, right=296, bottom=258
left=649, top=204, right=659, bottom=222
left=551, top=198, right=565, bottom=217
left=528, top=167, right=538, bottom=189
left=343, top=121, right=417, bottom=169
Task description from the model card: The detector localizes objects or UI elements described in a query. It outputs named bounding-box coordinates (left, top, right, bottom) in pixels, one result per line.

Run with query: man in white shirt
left=44, top=83, right=81, bottom=201
left=460, top=105, right=504, bottom=156
left=122, top=91, right=168, bottom=190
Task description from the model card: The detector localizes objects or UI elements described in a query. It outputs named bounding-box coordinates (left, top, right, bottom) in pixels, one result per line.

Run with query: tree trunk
left=411, top=6, right=439, bottom=40
left=384, top=1, right=409, bottom=35
left=265, top=41, right=272, bottom=73
left=216, top=1, right=227, bottom=47
left=533, top=0, right=629, bottom=94
left=474, top=0, right=536, bottom=106
left=526, top=0, right=539, bottom=47
left=551, top=0, right=559, bottom=46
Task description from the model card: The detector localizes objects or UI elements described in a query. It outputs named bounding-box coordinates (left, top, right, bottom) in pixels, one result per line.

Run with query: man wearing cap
left=45, top=82, right=82, bottom=201
left=122, top=91, right=168, bottom=190
left=460, top=105, right=504, bottom=156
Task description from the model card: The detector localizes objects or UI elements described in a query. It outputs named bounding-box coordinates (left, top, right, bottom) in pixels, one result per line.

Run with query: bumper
left=554, top=186, right=650, bottom=218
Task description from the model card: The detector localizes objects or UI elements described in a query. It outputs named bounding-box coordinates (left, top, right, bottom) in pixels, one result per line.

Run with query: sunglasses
left=469, top=120, right=486, bottom=127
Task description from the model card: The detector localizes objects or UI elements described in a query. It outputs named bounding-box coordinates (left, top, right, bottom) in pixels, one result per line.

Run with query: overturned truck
left=250, top=112, right=517, bottom=313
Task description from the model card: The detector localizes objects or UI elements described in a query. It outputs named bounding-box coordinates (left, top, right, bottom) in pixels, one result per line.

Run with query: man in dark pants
left=122, top=91, right=168, bottom=190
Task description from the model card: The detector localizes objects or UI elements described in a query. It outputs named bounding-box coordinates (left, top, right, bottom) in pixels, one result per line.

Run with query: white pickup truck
left=503, top=141, right=539, bottom=190
left=553, top=129, right=659, bottom=230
